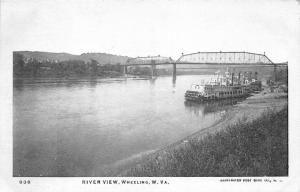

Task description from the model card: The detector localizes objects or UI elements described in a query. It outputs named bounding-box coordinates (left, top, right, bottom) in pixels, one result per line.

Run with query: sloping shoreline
left=109, top=92, right=288, bottom=176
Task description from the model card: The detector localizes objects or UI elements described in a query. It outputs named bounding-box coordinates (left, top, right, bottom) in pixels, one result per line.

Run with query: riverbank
left=112, top=91, right=288, bottom=176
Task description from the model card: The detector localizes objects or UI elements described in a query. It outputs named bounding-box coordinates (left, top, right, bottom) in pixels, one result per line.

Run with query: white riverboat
left=185, top=71, right=261, bottom=102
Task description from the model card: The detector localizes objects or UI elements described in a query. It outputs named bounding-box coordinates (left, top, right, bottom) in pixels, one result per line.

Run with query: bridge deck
left=125, top=52, right=287, bottom=67
left=124, top=62, right=288, bottom=66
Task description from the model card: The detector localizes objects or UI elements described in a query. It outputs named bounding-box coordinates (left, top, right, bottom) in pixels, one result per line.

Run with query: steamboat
left=185, top=71, right=261, bottom=102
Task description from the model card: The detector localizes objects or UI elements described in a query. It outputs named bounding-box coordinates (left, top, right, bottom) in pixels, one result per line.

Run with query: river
left=13, top=75, right=241, bottom=176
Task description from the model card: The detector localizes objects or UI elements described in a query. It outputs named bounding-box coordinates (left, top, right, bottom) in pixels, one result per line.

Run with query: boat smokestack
left=231, top=72, right=234, bottom=85
left=254, top=72, right=258, bottom=80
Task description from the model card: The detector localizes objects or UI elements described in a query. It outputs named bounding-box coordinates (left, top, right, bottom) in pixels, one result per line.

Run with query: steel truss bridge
left=124, top=51, right=288, bottom=81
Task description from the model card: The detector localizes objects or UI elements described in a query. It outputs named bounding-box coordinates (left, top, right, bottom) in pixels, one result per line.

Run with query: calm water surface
left=13, top=75, right=238, bottom=176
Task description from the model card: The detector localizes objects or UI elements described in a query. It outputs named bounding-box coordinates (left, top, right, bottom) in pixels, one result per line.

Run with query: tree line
left=13, top=52, right=172, bottom=78
left=13, top=52, right=123, bottom=78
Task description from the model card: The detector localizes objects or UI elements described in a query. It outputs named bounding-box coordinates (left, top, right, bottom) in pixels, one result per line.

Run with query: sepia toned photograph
left=1, top=0, right=297, bottom=184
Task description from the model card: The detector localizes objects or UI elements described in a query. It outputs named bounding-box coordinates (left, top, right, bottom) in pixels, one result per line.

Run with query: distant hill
left=15, top=51, right=131, bottom=65
left=80, top=53, right=130, bottom=65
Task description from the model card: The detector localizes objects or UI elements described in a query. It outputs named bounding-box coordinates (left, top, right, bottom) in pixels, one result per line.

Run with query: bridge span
left=124, top=51, right=288, bottom=82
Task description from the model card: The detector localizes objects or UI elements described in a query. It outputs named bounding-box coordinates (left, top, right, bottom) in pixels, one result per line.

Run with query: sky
left=1, top=0, right=300, bottom=62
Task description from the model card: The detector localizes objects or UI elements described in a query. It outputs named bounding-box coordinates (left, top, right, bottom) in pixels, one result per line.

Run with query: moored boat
left=185, top=71, right=261, bottom=102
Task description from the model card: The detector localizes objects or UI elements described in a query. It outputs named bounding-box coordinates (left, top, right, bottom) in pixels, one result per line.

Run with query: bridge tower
left=172, top=63, right=176, bottom=81
left=151, top=60, right=156, bottom=77
left=274, top=65, right=277, bottom=82
left=123, top=65, right=128, bottom=75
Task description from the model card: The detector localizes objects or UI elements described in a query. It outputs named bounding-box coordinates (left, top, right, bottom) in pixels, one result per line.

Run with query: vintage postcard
left=0, top=0, right=299, bottom=191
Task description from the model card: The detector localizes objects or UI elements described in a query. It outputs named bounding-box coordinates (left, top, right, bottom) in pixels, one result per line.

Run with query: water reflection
left=14, top=75, right=239, bottom=176
left=184, top=97, right=246, bottom=117
left=172, top=77, right=176, bottom=87
left=149, top=78, right=156, bottom=87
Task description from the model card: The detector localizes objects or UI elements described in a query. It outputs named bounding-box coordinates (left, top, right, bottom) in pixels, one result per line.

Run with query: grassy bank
left=123, top=105, right=288, bottom=177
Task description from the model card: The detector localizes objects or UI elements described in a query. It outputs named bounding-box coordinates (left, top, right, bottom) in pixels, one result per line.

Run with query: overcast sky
left=1, top=0, right=300, bottom=62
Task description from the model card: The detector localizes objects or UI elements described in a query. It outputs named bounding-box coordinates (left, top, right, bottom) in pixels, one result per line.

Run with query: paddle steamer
left=185, top=71, right=261, bottom=102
